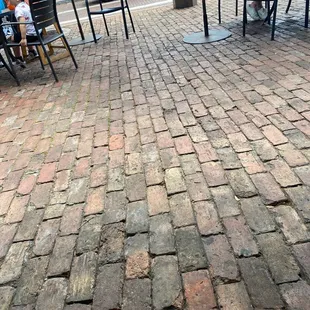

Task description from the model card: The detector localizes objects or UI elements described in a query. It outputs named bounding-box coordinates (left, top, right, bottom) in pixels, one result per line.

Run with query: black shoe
left=13, top=57, right=26, bottom=69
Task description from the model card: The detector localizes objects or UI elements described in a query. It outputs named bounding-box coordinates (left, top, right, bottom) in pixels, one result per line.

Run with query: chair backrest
left=29, top=0, right=57, bottom=30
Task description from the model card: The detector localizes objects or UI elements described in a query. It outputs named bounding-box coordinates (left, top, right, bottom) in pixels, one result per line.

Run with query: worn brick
left=60, top=204, right=83, bottom=236
left=125, top=153, right=143, bottom=175
left=165, top=167, right=186, bottom=195
left=223, top=216, right=259, bottom=257
left=67, top=178, right=88, bottom=204
left=228, top=132, right=252, bottom=153
left=216, top=282, right=252, bottom=310
left=58, top=152, right=75, bottom=171
left=150, top=213, right=175, bottom=255
left=67, top=252, right=97, bottom=302
left=180, top=154, right=201, bottom=175
left=240, top=123, right=264, bottom=141
left=293, top=243, right=310, bottom=281
left=147, top=185, right=169, bottom=216
left=194, top=141, right=218, bottom=163
left=37, top=163, right=56, bottom=183
left=5, top=195, right=29, bottom=224
left=183, top=270, right=217, bottom=310
left=126, top=251, right=150, bottom=279
left=165, top=111, right=186, bottom=137
left=187, top=125, right=208, bottom=143
left=99, top=222, right=125, bottom=264
left=0, top=224, right=18, bottom=259
left=252, top=139, right=278, bottom=161
left=251, top=173, right=287, bottom=205
left=54, top=170, right=70, bottom=192
left=126, top=201, right=149, bottom=234
left=104, top=190, right=126, bottom=224
left=122, top=279, right=151, bottom=310
left=91, top=146, right=108, bottom=165
left=201, top=162, right=228, bottom=188
left=160, top=147, right=179, bottom=169
left=125, top=173, right=146, bottom=201
left=48, top=235, right=77, bottom=276
left=145, top=161, right=164, bottom=185
left=204, top=235, right=238, bottom=281
left=217, top=147, right=242, bottom=170
left=3, top=170, right=24, bottom=192
left=286, top=186, right=310, bottom=222
left=107, top=167, right=124, bottom=191
left=73, top=158, right=90, bottom=179
left=33, top=219, right=60, bottom=256
left=226, top=169, right=257, bottom=198
left=0, top=286, right=15, bottom=310
left=93, top=263, right=124, bottom=310
left=17, top=174, right=37, bottom=195
left=280, top=281, right=310, bottom=310
left=0, top=190, right=15, bottom=216
left=77, top=139, right=92, bottom=158
left=174, top=136, right=194, bottom=155
left=13, top=153, right=32, bottom=171
left=14, top=256, right=48, bottom=305
left=238, top=152, right=265, bottom=174
left=125, top=234, right=148, bottom=257
left=273, top=205, right=310, bottom=244
left=36, top=278, right=67, bottom=310
left=211, top=186, right=240, bottom=218
left=169, top=193, right=195, bottom=227
left=156, top=131, right=174, bottom=149
left=239, top=257, right=283, bottom=308
left=152, top=256, right=183, bottom=310
left=43, top=204, right=65, bottom=220
left=257, top=232, right=300, bottom=284
left=84, top=186, right=105, bottom=216
left=0, top=241, right=30, bottom=285
left=90, top=165, right=107, bottom=188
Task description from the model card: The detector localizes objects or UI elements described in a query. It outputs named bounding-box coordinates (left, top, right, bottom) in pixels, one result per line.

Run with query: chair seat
left=6, top=33, right=63, bottom=47
left=89, top=6, right=127, bottom=15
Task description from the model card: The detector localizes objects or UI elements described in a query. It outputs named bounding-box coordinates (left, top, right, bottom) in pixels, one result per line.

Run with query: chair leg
left=271, top=0, right=278, bottom=40
left=103, top=14, right=110, bottom=36
left=218, top=0, right=221, bottom=24
left=305, top=0, right=309, bottom=28
left=3, top=47, right=20, bottom=85
left=243, top=0, right=247, bottom=36
left=36, top=46, right=45, bottom=70
left=85, top=0, right=98, bottom=43
left=40, top=43, right=59, bottom=82
left=236, top=0, right=238, bottom=16
left=61, top=35, right=78, bottom=69
left=125, top=0, right=135, bottom=33
left=267, top=1, right=271, bottom=24
left=121, top=0, right=129, bottom=39
left=286, top=0, right=292, bottom=13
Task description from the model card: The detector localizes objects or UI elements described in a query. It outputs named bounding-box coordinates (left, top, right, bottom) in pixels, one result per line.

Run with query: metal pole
left=71, top=0, right=85, bottom=40
left=202, top=0, right=209, bottom=36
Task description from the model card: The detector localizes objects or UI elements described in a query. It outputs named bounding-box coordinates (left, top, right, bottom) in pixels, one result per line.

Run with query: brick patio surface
left=1, top=0, right=310, bottom=309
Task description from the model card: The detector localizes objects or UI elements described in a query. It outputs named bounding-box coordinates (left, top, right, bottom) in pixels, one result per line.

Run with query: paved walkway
left=1, top=1, right=310, bottom=309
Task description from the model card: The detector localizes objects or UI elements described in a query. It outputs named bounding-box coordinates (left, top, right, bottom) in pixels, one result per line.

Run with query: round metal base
left=183, top=29, right=231, bottom=44
left=69, top=34, right=102, bottom=46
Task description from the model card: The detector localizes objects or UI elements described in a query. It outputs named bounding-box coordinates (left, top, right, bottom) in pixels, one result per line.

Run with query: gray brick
left=104, top=191, right=126, bottom=224
left=126, top=201, right=149, bottom=234
left=126, top=173, right=147, bottom=202
left=280, top=281, right=310, bottom=310
left=165, top=168, right=186, bottom=194
left=169, top=193, right=195, bottom=227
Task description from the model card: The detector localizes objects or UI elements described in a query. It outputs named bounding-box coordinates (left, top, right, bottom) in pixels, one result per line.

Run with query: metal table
left=68, top=0, right=101, bottom=46
left=183, top=0, right=231, bottom=44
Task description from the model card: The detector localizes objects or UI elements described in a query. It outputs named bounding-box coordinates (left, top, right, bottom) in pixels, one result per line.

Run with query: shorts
left=13, top=32, right=41, bottom=43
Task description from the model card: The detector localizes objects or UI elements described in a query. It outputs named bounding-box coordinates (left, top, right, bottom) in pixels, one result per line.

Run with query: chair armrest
left=0, top=21, right=34, bottom=27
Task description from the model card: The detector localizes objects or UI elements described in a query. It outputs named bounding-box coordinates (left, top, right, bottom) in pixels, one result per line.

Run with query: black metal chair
left=243, top=0, right=278, bottom=40
left=0, top=0, right=78, bottom=83
left=0, top=31, right=20, bottom=85
left=286, top=0, right=309, bottom=28
left=85, top=0, right=135, bottom=42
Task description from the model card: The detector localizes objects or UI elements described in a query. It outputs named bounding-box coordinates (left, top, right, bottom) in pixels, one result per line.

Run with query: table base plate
left=183, top=29, right=231, bottom=44
left=69, top=34, right=102, bottom=46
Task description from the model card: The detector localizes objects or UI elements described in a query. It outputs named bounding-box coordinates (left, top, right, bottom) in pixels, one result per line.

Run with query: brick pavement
left=1, top=1, right=310, bottom=309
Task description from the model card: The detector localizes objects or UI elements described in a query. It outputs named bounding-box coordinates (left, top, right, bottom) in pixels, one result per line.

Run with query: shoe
left=13, top=57, right=26, bottom=69
left=26, top=50, right=38, bottom=62
left=0, top=61, right=4, bottom=69
left=257, top=7, right=268, bottom=20
left=246, top=4, right=260, bottom=20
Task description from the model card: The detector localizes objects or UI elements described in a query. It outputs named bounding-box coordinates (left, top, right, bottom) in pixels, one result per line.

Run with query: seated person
left=8, top=0, right=39, bottom=67
left=247, top=1, right=268, bottom=20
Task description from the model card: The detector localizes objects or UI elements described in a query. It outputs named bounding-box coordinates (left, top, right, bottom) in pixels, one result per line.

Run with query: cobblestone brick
left=160, top=147, right=180, bottom=169
left=175, top=226, right=207, bottom=272
left=202, top=161, right=228, bottom=187
left=280, top=281, right=310, bottom=310
left=145, top=161, right=164, bottom=185
left=183, top=270, right=217, bottom=310
left=185, top=173, right=211, bottom=201
left=251, top=173, right=287, bottom=205
left=211, top=186, right=240, bottom=218
left=152, top=256, right=183, bottom=310
left=122, top=279, right=151, bottom=310
left=217, top=147, right=242, bottom=170
left=165, top=168, right=186, bottom=194
left=60, top=204, right=83, bottom=235
left=107, top=167, right=124, bottom=191
left=126, top=173, right=147, bottom=201
left=150, top=213, right=175, bottom=255
left=204, top=235, right=239, bottom=282
left=169, top=193, right=195, bottom=227
left=6, top=195, right=29, bottom=224
left=223, top=216, right=259, bottom=257
left=147, top=185, right=169, bottom=216
left=85, top=186, right=105, bottom=215
left=14, top=256, right=48, bottom=305
left=194, top=141, right=218, bottom=163
left=67, top=252, right=97, bottom=302
left=180, top=154, right=202, bottom=175
left=126, top=251, right=150, bottom=279
left=125, top=153, right=143, bottom=175
left=0, top=223, right=17, bottom=259
left=240, top=123, right=264, bottom=141
left=273, top=205, right=310, bottom=244
left=238, top=152, right=265, bottom=174
left=93, top=263, right=124, bottom=310
left=126, top=201, right=149, bottom=234
left=0, top=286, right=15, bottom=310
left=0, top=190, right=15, bottom=216
left=67, top=178, right=88, bottom=204
left=36, top=278, right=67, bottom=310
left=293, top=242, right=310, bottom=281
left=239, top=257, right=283, bottom=308
left=48, top=235, right=77, bottom=276
left=216, top=282, right=252, bottom=310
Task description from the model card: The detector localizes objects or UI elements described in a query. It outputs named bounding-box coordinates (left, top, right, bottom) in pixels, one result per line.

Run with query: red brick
left=5, top=195, right=29, bottom=223
left=0, top=190, right=15, bottom=216
left=109, top=134, right=124, bottom=150
left=109, top=149, right=125, bottom=169
left=94, top=131, right=108, bottom=147
left=73, top=158, right=90, bottom=179
left=2, top=170, right=24, bottom=191
left=262, top=125, right=288, bottom=145
left=85, top=187, right=105, bottom=215
left=0, top=161, right=12, bottom=180
left=58, top=152, right=75, bottom=171
left=23, top=135, right=40, bottom=152
left=77, top=140, right=92, bottom=159
left=45, top=146, right=62, bottom=163
left=38, top=163, right=56, bottom=183
left=35, top=139, right=51, bottom=154
left=174, top=136, right=194, bottom=155
left=227, top=132, right=252, bottom=153
left=147, top=185, right=169, bottom=216
left=54, top=170, right=70, bottom=192
left=0, top=224, right=18, bottom=259
left=156, top=131, right=174, bottom=149
left=182, top=270, right=217, bottom=310
left=126, top=251, right=150, bottom=279
left=90, top=165, right=107, bottom=188
left=92, top=147, right=108, bottom=165
left=238, top=152, right=265, bottom=174
left=31, top=183, right=53, bottom=208
left=17, top=175, right=37, bottom=195
left=194, top=142, right=218, bottom=163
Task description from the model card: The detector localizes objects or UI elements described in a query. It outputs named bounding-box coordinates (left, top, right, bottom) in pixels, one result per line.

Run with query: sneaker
left=13, top=57, right=26, bottom=69
left=257, top=7, right=268, bottom=20
left=0, top=61, right=4, bottom=69
left=246, top=4, right=260, bottom=21
left=26, top=50, right=38, bottom=62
